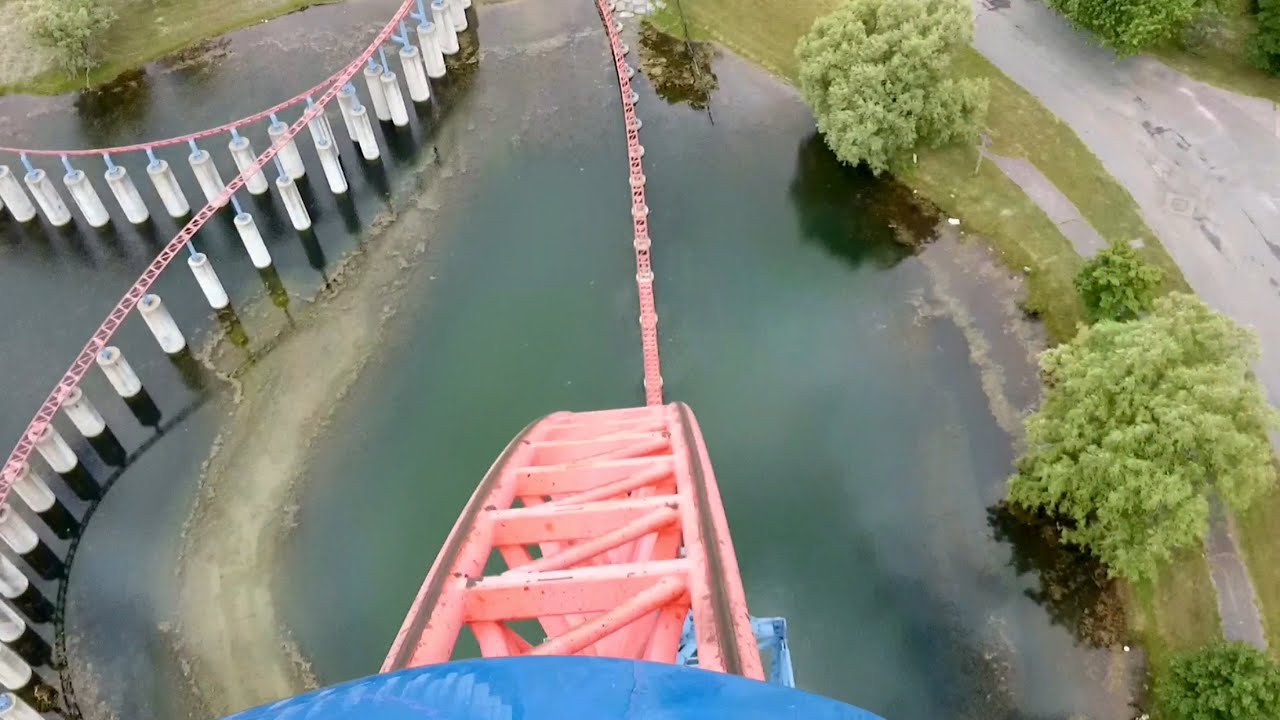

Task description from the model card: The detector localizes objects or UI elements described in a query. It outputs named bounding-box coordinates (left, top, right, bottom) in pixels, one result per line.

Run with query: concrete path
left=987, top=152, right=1109, bottom=256
left=1206, top=499, right=1269, bottom=647
left=973, top=0, right=1272, bottom=649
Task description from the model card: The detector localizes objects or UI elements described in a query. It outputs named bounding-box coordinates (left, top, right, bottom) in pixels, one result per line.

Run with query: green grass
left=0, top=0, right=340, bottom=96
left=649, top=0, right=1185, bottom=343
left=1127, top=548, right=1223, bottom=674
left=1233, top=487, right=1280, bottom=659
left=1152, top=0, right=1280, bottom=104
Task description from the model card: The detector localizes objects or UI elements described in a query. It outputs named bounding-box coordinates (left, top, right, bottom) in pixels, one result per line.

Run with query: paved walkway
left=973, top=0, right=1272, bottom=649
left=987, top=152, right=1108, bottom=256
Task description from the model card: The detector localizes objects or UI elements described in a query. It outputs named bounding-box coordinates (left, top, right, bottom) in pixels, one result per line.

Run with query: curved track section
left=382, top=404, right=763, bottom=678
left=0, top=0, right=421, bottom=498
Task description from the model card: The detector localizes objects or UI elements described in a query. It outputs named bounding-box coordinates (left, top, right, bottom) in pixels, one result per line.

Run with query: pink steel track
left=0, top=0, right=421, bottom=497
left=381, top=404, right=762, bottom=677
left=380, top=1, right=760, bottom=676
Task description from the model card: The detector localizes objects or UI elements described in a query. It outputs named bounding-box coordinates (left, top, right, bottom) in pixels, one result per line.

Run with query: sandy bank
left=172, top=142, right=467, bottom=717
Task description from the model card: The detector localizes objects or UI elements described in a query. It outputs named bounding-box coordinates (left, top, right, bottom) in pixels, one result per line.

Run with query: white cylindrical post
left=0, top=167, right=35, bottom=223
left=233, top=213, right=272, bottom=269
left=351, top=105, right=381, bottom=161
left=138, top=294, right=186, bottom=354
left=418, top=23, right=447, bottom=79
left=433, top=0, right=459, bottom=55
left=61, top=387, right=106, bottom=439
left=0, top=560, right=27, bottom=605
left=364, top=65, right=392, bottom=122
left=381, top=71, right=410, bottom=127
left=12, top=460, right=79, bottom=543
left=147, top=159, right=191, bottom=217
left=0, top=692, right=41, bottom=720
left=0, top=556, right=49, bottom=625
left=0, top=691, right=42, bottom=720
left=62, top=170, right=109, bottom=227
left=316, top=138, right=348, bottom=195
left=336, top=86, right=360, bottom=142
left=268, top=122, right=306, bottom=180
left=104, top=166, right=150, bottom=224
left=31, top=425, right=76, bottom=475
left=0, top=645, right=31, bottom=695
left=188, top=149, right=226, bottom=205
left=308, top=112, right=337, bottom=156
left=97, top=346, right=143, bottom=399
left=12, top=465, right=55, bottom=517
left=0, top=511, right=36, bottom=556
left=23, top=169, right=71, bottom=226
left=276, top=176, right=312, bottom=231
left=188, top=252, right=230, bottom=309
left=448, top=0, right=467, bottom=31
left=228, top=136, right=270, bottom=195
left=399, top=45, right=431, bottom=103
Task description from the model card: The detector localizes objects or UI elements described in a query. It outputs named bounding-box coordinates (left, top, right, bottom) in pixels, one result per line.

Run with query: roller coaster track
left=378, top=0, right=761, bottom=675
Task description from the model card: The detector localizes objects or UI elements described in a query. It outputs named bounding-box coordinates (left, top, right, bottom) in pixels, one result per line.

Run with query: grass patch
left=1233, top=487, right=1280, bottom=659
left=649, top=0, right=1184, bottom=343
left=0, top=0, right=340, bottom=96
left=1152, top=0, right=1280, bottom=104
left=1126, top=547, right=1222, bottom=675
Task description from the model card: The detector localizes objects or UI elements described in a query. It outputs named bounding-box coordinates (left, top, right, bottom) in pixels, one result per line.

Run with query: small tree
left=1047, top=0, right=1217, bottom=55
left=795, top=0, right=988, bottom=175
left=1250, top=0, right=1280, bottom=75
left=1074, top=240, right=1165, bottom=323
left=22, top=0, right=118, bottom=81
left=1158, top=642, right=1280, bottom=720
left=1008, top=293, right=1277, bottom=582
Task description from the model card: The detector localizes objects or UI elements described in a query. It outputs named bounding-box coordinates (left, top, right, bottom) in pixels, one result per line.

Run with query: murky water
left=0, top=0, right=1133, bottom=719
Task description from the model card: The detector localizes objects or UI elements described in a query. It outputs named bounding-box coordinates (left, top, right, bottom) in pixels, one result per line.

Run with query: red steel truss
left=382, top=404, right=763, bottom=678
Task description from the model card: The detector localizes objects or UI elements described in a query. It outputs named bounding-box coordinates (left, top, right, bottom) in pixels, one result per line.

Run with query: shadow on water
left=787, top=133, right=936, bottom=269
left=74, top=70, right=153, bottom=148
left=638, top=22, right=717, bottom=111
left=988, top=503, right=1128, bottom=648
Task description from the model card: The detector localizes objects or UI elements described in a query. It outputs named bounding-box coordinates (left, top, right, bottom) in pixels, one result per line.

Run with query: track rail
left=0, top=0, right=421, bottom=498
left=595, top=0, right=665, bottom=406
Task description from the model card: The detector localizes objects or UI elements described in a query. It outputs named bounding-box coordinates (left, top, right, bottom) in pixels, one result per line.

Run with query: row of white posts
left=0, top=0, right=475, bottom=714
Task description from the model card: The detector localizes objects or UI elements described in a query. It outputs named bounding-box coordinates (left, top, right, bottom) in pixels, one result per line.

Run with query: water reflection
left=788, top=134, right=932, bottom=269
left=988, top=503, right=1127, bottom=648
left=74, top=70, right=153, bottom=147
left=638, top=22, right=717, bottom=111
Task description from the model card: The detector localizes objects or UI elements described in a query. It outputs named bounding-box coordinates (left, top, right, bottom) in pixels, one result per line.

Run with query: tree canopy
left=1008, top=293, right=1277, bottom=582
left=1074, top=240, right=1165, bottom=323
left=1046, top=0, right=1217, bottom=55
left=795, top=0, right=988, bottom=174
left=22, top=0, right=118, bottom=80
left=1158, top=642, right=1280, bottom=720
left=1250, top=0, right=1280, bottom=75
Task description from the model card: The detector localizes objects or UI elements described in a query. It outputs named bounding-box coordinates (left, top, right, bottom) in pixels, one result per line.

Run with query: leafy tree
left=1047, top=0, right=1218, bottom=55
left=795, top=0, right=988, bottom=174
left=1074, top=240, right=1165, bottom=323
left=1158, top=642, right=1280, bottom=720
left=1250, top=0, right=1280, bottom=75
left=1008, top=293, right=1277, bottom=582
left=22, top=0, right=118, bottom=80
